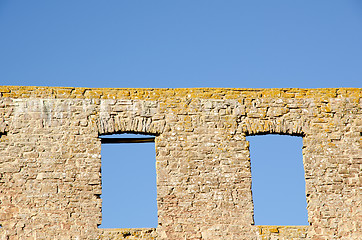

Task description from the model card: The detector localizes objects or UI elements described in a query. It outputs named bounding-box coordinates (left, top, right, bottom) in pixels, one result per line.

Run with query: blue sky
left=1, top=1, right=361, bottom=88
left=100, top=134, right=158, bottom=228
left=247, top=135, right=307, bottom=225
left=0, top=0, right=361, bottom=228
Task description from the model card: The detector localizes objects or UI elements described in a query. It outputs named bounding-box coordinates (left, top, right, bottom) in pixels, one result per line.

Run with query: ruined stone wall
left=0, top=86, right=360, bottom=239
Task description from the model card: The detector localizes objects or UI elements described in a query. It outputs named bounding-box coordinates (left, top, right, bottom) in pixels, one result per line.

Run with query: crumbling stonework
left=256, top=226, right=308, bottom=240
left=0, top=86, right=360, bottom=239
left=99, top=228, right=156, bottom=239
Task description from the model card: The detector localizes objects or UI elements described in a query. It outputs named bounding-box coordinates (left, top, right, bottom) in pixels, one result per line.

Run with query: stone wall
left=0, top=86, right=360, bottom=239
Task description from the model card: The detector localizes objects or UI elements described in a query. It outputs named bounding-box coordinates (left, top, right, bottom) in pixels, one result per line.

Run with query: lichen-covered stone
left=0, top=87, right=360, bottom=239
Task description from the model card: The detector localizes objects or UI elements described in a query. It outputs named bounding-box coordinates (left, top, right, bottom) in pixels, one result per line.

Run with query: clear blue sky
left=1, top=0, right=361, bottom=228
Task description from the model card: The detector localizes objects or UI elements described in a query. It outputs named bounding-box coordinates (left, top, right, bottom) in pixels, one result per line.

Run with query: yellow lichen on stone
left=256, top=226, right=309, bottom=240
left=1, top=86, right=361, bottom=101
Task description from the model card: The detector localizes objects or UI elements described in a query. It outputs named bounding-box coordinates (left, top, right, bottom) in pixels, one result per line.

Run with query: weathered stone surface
left=0, top=87, right=360, bottom=239
left=257, top=226, right=308, bottom=240
left=100, top=228, right=156, bottom=239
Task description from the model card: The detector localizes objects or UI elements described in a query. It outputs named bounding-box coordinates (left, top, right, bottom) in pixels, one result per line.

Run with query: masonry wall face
left=0, top=87, right=360, bottom=240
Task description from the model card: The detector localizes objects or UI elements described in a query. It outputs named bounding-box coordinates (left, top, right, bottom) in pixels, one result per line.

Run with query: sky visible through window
left=247, top=135, right=309, bottom=225
left=99, top=134, right=158, bottom=228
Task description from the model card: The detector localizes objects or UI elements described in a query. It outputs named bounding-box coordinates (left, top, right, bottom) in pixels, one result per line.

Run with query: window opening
left=247, top=135, right=308, bottom=225
left=99, top=133, right=157, bottom=228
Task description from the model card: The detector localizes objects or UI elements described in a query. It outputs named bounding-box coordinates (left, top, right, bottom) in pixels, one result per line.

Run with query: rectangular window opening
left=247, top=134, right=309, bottom=226
left=98, top=133, right=158, bottom=228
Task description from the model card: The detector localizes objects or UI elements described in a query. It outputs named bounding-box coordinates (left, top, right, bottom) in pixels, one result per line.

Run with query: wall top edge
left=0, top=86, right=361, bottom=100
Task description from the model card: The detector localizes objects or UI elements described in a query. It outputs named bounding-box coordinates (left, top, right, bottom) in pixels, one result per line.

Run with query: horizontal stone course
left=257, top=226, right=309, bottom=240
left=99, top=228, right=157, bottom=239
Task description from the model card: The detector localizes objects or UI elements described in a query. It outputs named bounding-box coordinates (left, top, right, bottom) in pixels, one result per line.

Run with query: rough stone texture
left=0, top=86, right=360, bottom=239
left=257, top=226, right=308, bottom=240
left=100, top=228, right=156, bottom=239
